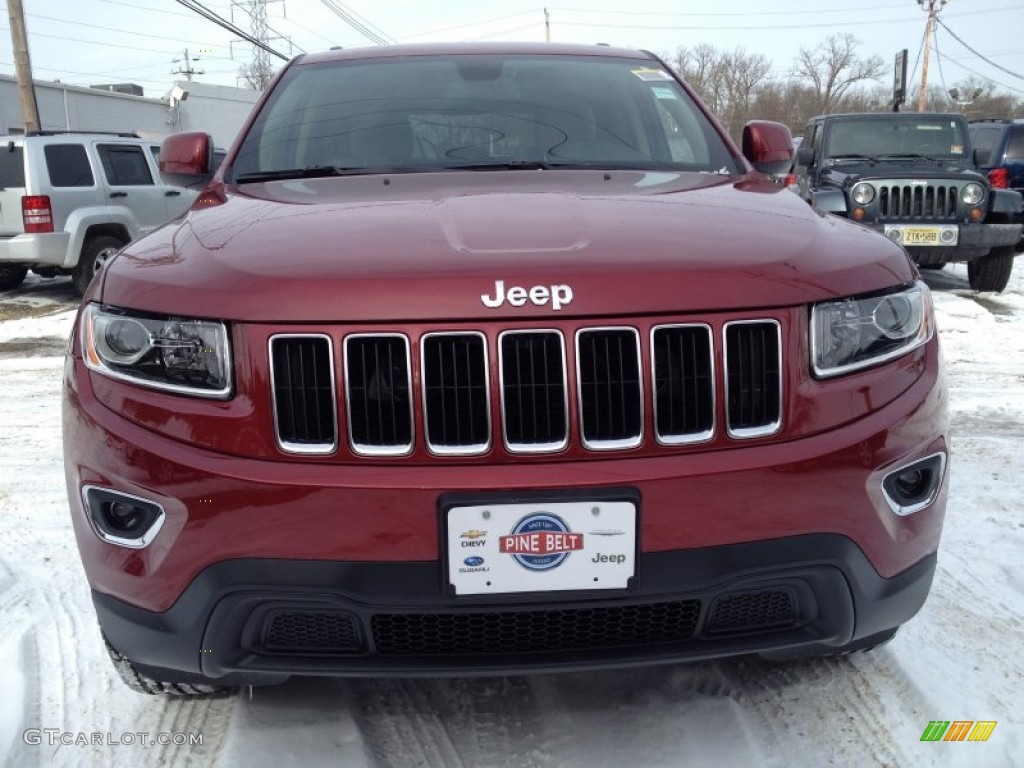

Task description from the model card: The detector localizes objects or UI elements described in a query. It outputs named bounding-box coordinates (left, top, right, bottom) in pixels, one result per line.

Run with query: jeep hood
left=100, top=170, right=916, bottom=322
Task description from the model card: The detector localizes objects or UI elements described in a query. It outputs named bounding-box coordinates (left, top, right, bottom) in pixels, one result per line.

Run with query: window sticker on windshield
left=652, top=86, right=677, bottom=100
left=950, top=145, right=963, bottom=154
left=632, top=68, right=672, bottom=81
left=916, top=125, right=942, bottom=131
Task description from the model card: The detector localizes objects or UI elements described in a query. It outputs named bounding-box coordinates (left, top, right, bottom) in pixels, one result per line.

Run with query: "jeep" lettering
left=591, top=553, right=627, bottom=564
left=481, top=280, right=573, bottom=311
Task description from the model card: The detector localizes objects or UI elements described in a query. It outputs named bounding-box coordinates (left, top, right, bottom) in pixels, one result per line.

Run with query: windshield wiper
left=234, top=165, right=430, bottom=183
left=829, top=153, right=881, bottom=163
left=876, top=153, right=937, bottom=161
left=441, top=160, right=555, bottom=171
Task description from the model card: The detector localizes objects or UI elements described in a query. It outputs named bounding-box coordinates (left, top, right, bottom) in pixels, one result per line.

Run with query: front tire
left=73, top=236, right=125, bottom=296
left=104, top=636, right=237, bottom=697
left=0, top=264, right=28, bottom=290
left=967, top=246, right=1015, bottom=293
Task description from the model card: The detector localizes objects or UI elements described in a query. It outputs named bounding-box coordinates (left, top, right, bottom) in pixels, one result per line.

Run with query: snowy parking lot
left=1, top=266, right=1022, bottom=767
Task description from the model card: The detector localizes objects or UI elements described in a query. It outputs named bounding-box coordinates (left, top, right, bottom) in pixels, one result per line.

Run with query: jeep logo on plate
left=481, top=280, right=573, bottom=311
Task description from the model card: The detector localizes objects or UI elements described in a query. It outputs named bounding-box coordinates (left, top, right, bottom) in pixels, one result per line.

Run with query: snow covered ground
left=0, top=266, right=1022, bottom=768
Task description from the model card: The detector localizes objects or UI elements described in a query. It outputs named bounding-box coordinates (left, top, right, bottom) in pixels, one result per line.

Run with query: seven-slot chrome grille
left=270, top=320, right=783, bottom=456
left=877, top=182, right=958, bottom=220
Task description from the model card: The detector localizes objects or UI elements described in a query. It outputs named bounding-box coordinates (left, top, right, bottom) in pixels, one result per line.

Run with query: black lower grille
left=879, top=183, right=956, bottom=219
left=263, top=611, right=361, bottom=653
left=706, top=590, right=795, bottom=634
left=270, top=335, right=336, bottom=451
left=372, top=600, right=701, bottom=656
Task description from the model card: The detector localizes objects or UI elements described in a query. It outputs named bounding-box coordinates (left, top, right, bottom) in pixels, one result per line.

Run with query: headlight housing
left=82, top=304, right=232, bottom=398
left=960, top=182, right=984, bottom=206
left=811, top=282, right=933, bottom=378
left=850, top=182, right=875, bottom=205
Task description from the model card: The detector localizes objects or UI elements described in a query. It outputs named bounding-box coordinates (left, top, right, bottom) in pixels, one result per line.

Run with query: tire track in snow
left=347, top=676, right=553, bottom=768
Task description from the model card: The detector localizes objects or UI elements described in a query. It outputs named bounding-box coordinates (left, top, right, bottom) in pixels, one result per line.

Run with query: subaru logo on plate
left=463, top=556, right=485, bottom=567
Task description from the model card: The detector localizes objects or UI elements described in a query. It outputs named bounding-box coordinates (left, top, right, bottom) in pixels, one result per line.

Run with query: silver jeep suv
left=0, top=131, right=198, bottom=294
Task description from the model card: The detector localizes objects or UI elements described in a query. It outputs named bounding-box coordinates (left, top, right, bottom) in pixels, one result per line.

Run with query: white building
left=0, top=75, right=259, bottom=148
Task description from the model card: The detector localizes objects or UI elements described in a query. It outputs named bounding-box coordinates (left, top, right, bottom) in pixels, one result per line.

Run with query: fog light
left=939, top=228, right=957, bottom=244
left=881, top=453, right=946, bottom=516
left=82, top=486, right=165, bottom=548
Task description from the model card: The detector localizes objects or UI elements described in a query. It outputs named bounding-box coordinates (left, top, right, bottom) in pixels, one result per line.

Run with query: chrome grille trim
left=269, top=334, right=338, bottom=454
left=343, top=333, right=414, bottom=456
left=723, top=320, right=783, bottom=439
left=420, top=331, right=491, bottom=456
left=498, top=329, right=569, bottom=453
left=650, top=323, right=715, bottom=445
left=575, top=327, right=643, bottom=450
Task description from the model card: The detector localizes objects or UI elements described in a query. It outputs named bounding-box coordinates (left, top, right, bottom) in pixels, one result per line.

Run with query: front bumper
left=869, top=222, right=1022, bottom=259
left=94, top=536, right=936, bottom=682
left=64, top=330, right=948, bottom=680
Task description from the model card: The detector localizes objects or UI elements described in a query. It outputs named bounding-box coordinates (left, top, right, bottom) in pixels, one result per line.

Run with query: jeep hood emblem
left=481, top=280, right=573, bottom=311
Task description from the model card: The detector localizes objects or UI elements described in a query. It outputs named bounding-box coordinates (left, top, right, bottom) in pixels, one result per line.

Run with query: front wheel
left=967, top=246, right=1015, bottom=293
left=104, top=636, right=237, bottom=697
left=72, top=235, right=125, bottom=296
left=0, top=264, right=28, bottom=290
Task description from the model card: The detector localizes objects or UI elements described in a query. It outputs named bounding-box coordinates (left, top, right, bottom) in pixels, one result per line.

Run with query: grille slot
left=269, top=335, right=337, bottom=453
left=706, top=590, right=796, bottom=635
left=725, top=321, right=782, bottom=438
left=651, top=324, right=714, bottom=444
left=263, top=611, right=361, bottom=653
left=344, top=335, right=413, bottom=455
left=372, top=600, right=701, bottom=656
left=421, top=333, right=490, bottom=454
left=577, top=328, right=643, bottom=449
left=878, top=183, right=957, bottom=219
left=499, top=331, right=568, bottom=452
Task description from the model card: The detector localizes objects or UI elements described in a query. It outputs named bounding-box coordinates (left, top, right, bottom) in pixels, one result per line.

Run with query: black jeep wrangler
left=793, top=112, right=1023, bottom=292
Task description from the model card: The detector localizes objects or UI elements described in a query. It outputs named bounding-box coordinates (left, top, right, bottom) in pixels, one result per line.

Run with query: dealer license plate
left=446, top=500, right=636, bottom=596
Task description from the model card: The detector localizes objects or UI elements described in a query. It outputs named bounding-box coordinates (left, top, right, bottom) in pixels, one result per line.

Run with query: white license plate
left=884, top=225, right=957, bottom=246
left=446, top=500, right=636, bottom=596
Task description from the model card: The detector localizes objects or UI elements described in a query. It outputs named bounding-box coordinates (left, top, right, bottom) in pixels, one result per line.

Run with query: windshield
left=232, top=54, right=737, bottom=180
left=824, top=117, right=969, bottom=162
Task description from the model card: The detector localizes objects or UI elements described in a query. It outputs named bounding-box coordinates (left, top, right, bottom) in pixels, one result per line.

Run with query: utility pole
left=916, top=0, right=948, bottom=112
left=6, top=0, right=41, bottom=132
left=544, top=8, right=550, bottom=43
left=171, top=48, right=204, bottom=81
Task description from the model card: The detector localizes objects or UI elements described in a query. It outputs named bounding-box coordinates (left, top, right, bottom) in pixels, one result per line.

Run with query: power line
left=551, top=3, right=914, bottom=18
left=935, top=17, right=1023, bottom=80
left=174, top=0, right=288, bottom=60
left=397, top=8, right=543, bottom=41
left=319, top=0, right=395, bottom=45
left=21, top=11, right=226, bottom=47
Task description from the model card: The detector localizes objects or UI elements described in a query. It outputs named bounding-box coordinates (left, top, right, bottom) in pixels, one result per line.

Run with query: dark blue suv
left=969, top=119, right=1024, bottom=194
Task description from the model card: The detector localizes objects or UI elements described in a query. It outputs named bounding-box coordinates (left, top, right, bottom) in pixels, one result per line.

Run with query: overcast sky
left=3, top=0, right=1023, bottom=100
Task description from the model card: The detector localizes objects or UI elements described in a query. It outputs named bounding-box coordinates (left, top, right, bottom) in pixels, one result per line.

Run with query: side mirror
left=796, top=146, right=815, bottom=168
left=972, top=148, right=991, bottom=167
left=159, top=132, right=214, bottom=188
left=742, top=120, right=794, bottom=175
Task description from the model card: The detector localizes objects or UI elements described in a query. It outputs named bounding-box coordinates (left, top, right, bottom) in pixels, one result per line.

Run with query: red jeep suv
left=63, top=43, right=949, bottom=695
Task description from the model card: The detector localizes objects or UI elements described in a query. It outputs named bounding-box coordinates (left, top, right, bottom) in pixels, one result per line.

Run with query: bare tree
left=720, top=49, right=771, bottom=136
left=794, top=33, right=885, bottom=114
left=239, top=58, right=277, bottom=91
left=670, top=44, right=728, bottom=115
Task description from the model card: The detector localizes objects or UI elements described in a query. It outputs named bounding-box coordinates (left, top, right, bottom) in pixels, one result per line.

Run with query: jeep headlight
left=960, top=182, right=984, bottom=206
left=811, top=282, right=933, bottom=378
left=850, top=182, right=875, bottom=205
left=82, top=304, right=232, bottom=398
